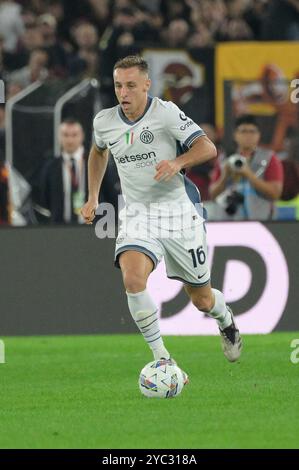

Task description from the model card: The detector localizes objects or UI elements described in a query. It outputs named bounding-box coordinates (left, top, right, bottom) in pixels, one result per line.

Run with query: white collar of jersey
left=118, top=96, right=153, bottom=126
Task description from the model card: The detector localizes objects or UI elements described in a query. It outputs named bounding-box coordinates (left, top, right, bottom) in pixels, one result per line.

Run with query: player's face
left=113, top=66, right=151, bottom=120
left=60, top=123, right=84, bottom=154
left=234, top=124, right=260, bottom=151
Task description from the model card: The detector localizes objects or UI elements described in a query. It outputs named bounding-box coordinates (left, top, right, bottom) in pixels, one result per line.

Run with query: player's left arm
left=155, top=135, right=216, bottom=182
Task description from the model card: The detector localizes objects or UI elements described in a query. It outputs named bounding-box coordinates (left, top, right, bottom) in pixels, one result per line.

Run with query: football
left=138, top=359, right=187, bottom=398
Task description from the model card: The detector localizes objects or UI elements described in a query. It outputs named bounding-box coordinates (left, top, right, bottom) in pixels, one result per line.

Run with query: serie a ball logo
left=140, top=130, right=154, bottom=144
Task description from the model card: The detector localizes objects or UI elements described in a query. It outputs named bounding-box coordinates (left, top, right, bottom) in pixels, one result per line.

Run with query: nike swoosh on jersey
left=198, top=271, right=208, bottom=279
left=109, top=140, right=119, bottom=146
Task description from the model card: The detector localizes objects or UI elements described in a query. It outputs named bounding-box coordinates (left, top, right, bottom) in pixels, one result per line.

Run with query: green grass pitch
left=0, top=332, right=298, bottom=449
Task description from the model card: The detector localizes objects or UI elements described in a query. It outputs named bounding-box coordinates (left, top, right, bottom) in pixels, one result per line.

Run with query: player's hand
left=81, top=199, right=98, bottom=224
left=154, top=160, right=182, bottom=182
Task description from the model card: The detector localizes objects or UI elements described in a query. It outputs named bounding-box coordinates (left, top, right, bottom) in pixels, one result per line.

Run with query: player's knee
left=191, top=293, right=213, bottom=313
left=123, top=271, right=147, bottom=293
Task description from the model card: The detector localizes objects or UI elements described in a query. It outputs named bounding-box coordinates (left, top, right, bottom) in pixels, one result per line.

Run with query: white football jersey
left=93, top=97, right=206, bottom=224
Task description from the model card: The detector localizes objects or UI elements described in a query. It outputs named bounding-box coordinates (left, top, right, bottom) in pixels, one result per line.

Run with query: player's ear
left=145, top=78, right=151, bottom=92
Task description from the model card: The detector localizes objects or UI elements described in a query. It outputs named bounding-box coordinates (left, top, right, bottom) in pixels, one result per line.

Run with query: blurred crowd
left=0, top=0, right=299, bottom=225
left=1, top=0, right=299, bottom=98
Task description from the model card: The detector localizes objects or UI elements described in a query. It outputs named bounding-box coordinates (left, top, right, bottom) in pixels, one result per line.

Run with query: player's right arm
left=81, top=143, right=109, bottom=224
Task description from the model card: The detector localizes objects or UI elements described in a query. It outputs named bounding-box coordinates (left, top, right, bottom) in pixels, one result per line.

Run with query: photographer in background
left=209, top=115, right=283, bottom=220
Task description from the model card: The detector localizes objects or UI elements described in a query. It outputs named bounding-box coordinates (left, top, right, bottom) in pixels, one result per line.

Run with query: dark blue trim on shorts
left=167, top=275, right=210, bottom=287
left=114, top=244, right=158, bottom=270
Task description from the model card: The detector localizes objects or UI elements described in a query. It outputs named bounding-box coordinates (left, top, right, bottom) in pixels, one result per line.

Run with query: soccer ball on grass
left=139, top=359, right=186, bottom=398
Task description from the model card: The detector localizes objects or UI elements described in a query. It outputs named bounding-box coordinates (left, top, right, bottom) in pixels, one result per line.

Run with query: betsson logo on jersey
left=115, top=151, right=157, bottom=169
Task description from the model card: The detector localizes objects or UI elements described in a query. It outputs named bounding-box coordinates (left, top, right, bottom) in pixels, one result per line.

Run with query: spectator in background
left=262, top=0, right=299, bottom=40
left=133, top=5, right=163, bottom=44
left=1, top=9, right=42, bottom=72
left=226, top=0, right=251, bottom=18
left=74, top=48, right=99, bottom=78
left=243, top=0, right=269, bottom=39
left=8, top=47, right=48, bottom=90
left=0, top=0, right=24, bottom=53
left=37, top=13, right=67, bottom=77
left=162, top=19, right=190, bottom=47
left=162, top=0, right=191, bottom=24
left=187, top=22, right=214, bottom=48
left=19, top=14, right=44, bottom=50
left=37, top=117, right=120, bottom=224
left=217, top=17, right=253, bottom=41
left=60, top=0, right=109, bottom=40
left=38, top=118, right=88, bottom=224
left=210, top=114, right=283, bottom=220
left=68, top=21, right=99, bottom=78
left=71, top=21, right=99, bottom=53
left=216, top=0, right=254, bottom=41
left=189, top=0, right=227, bottom=37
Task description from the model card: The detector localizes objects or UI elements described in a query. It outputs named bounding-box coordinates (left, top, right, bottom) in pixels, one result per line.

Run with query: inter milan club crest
left=140, top=127, right=154, bottom=144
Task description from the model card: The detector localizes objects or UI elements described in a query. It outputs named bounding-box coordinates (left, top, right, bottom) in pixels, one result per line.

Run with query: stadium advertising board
left=0, top=222, right=297, bottom=335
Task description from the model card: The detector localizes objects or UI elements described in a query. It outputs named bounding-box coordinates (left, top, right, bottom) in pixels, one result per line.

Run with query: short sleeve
left=264, top=154, right=284, bottom=183
left=93, top=117, right=107, bottom=150
left=163, top=101, right=206, bottom=149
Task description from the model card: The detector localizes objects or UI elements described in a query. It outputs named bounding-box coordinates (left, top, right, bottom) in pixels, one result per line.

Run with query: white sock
left=207, top=289, right=232, bottom=330
left=126, top=289, right=170, bottom=360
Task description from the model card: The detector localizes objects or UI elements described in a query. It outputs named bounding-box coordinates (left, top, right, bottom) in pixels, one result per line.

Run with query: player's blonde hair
left=113, top=56, right=149, bottom=74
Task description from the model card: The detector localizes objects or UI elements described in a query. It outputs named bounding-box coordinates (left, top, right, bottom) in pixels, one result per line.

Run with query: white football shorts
left=114, top=217, right=210, bottom=287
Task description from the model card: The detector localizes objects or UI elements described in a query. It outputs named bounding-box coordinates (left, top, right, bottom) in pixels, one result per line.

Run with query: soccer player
left=81, top=56, right=242, bottom=372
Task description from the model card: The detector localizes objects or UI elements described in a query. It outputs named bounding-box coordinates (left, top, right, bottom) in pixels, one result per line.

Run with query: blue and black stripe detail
left=167, top=275, right=210, bottom=287
left=114, top=244, right=158, bottom=270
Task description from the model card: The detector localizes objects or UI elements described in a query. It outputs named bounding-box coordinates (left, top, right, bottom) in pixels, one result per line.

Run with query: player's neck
left=124, top=97, right=149, bottom=122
